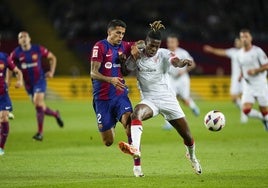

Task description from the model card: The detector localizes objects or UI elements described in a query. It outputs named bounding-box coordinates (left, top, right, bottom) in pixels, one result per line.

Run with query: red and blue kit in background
left=91, top=39, right=133, bottom=132
left=10, top=45, right=49, bottom=97
left=0, top=52, right=15, bottom=112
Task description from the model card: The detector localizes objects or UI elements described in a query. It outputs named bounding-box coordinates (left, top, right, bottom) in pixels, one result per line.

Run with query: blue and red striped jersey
left=90, top=39, right=133, bottom=100
left=10, top=45, right=49, bottom=90
left=0, top=52, right=15, bottom=95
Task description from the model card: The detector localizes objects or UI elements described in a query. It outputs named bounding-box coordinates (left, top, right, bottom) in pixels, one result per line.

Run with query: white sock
left=263, top=114, right=268, bottom=121
left=131, top=120, right=143, bottom=150
left=185, top=143, right=196, bottom=160
left=235, top=98, right=242, bottom=109
left=189, top=98, right=197, bottom=109
left=248, top=109, right=263, bottom=120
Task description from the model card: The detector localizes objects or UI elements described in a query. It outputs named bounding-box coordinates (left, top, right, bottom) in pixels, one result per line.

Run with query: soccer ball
left=204, top=110, right=225, bottom=131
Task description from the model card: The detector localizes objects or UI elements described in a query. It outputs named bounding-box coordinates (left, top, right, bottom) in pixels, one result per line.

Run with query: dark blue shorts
left=0, top=93, right=12, bottom=112
left=26, top=79, right=47, bottom=97
left=93, top=95, right=133, bottom=132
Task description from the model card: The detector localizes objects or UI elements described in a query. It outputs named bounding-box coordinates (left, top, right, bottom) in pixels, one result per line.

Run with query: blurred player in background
left=9, top=31, right=64, bottom=141
left=118, top=21, right=202, bottom=176
left=90, top=19, right=141, bottom=168
left=0, top=41, right=23, bottom=155
left=203, top=38, right=248, bottom=123
left=237, top=29, right=268, bottom=131
left=163, top=34, right=200, bottom=130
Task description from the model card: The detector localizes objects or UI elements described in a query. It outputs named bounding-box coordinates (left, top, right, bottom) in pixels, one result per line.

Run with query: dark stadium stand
left=39, top=0, right=268, bottom=42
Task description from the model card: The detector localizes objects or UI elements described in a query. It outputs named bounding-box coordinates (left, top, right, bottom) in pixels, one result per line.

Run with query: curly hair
left=147, top=20, right=165, bottom=40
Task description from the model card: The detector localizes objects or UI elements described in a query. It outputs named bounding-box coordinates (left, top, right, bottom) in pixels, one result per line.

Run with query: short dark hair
left=240, top=28, right=251, bottom=34
left=107, top=19, right=126, bottom=30
left=167, top=33, right=180, bottom=40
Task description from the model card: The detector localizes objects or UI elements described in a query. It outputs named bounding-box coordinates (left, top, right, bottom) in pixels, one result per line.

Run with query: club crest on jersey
left=105, top=62, right=112, bottom=69
left=32, top=54, right=38, bottom=60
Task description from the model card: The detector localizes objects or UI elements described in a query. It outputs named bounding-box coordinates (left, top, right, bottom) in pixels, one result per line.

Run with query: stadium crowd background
left=1, top=0, right=268, bottom=75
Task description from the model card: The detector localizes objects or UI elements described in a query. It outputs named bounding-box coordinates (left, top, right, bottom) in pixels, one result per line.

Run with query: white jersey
left=135, top=48, right=174, bottom=98
left=225, top=48, right=241, bottom=81
left=168, top=48, right=193, bottom=79
left=237, top=45, right=268, bottom=89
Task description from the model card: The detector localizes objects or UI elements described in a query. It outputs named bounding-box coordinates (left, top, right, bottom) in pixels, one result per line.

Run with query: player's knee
left=0, top=111, right=9, bottom=122
left=104, top=140, right=113, bottom=147
left=243, top=108, right=251, bottom=115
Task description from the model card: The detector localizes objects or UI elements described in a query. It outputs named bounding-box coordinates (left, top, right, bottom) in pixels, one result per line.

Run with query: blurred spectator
left=39, top=0, right=268, bottom=42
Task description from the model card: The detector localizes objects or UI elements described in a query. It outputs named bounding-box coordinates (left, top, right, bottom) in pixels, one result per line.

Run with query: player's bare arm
left=46, top=52, right=57, bottom=78
left=186, top=60, right=196, bottom=72
left=171, top=57, right=193, bottom=68
left=247, top=63, right=268, bottom=76
left=90, top=61, right=125, bottom=90
left=5, top=69, right=13, bottom=87
left=203, top=45, right=227, bottom=57
left=12, top=67, right=23, bottom=88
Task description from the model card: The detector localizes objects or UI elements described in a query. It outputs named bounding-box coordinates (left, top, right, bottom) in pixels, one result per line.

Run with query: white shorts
left=241, top=86, right=268, bottom=106
left=139, top=95, right=185, bottom=121
left=170, top=74, right=190, bottom=100
left=230, top=78, right=243, bottom=95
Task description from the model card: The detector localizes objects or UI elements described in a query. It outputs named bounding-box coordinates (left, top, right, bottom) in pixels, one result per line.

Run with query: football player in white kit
left=163, top=34, right=200, bottom=130
left=118, top=21, right=202, bottom=176
left=203, top=38, right=248, bottom=123
left=237, top=29, right=268, bottom=131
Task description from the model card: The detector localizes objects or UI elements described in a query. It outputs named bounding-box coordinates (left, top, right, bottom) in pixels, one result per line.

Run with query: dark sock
left=44, top=107, right=58, bottom=118
left=0, top=122, right=9, bottom=149
left=36, top=106, right=44, bottom=134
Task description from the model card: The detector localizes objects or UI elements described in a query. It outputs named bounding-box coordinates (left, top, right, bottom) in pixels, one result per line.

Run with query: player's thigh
left=114, top=96, right=133, bottom=127
left=168, top=117, right=192, bottom=138
left=133, top=99, right=156, bottom=120
left=0, top=94, right=12, bottom=110
left=178, top=79, right=190, bottom=100
left=257, top=95, right=268, bottom=111
left=93, top=100, right=117, bottom=133
left=241, top=92, right=255, bottom=108
left=230, top=79, right=242, bottom=96
left=33, top=80, right=47, bottom=106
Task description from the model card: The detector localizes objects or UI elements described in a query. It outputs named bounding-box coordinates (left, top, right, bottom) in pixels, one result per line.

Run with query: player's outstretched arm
left=90, top=61, right=125, bottom=90
left=203, top=45, right=227, bottom=57
left=46, top=52, right=57, bottom=78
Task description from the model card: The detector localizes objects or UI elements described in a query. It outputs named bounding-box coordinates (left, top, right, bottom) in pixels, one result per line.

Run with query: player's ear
left=107, top=28, right=112, bottom=36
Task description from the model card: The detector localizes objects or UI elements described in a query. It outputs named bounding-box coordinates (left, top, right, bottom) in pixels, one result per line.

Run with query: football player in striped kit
left=10, top=31, right=64, bottom=141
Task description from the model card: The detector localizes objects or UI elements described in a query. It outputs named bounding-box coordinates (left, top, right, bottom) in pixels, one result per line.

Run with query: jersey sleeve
left=9, top=51, right=18, bottom=66
left=257, top=47, right=268, bottom=65
left=184, top=50, right=194, bottom=61
left=123, top=41, right=135, bottom=56
left=7, top=56, right=16, bottom=71
left=225, top=48, right=236, bottom=59
left=90, top=42, right=104, bottom=63
left=39, top=45, right=50, bottom=57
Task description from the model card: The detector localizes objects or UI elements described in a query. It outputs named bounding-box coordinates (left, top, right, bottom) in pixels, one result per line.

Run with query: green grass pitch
left=0, top=100, right=268, bottom=188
